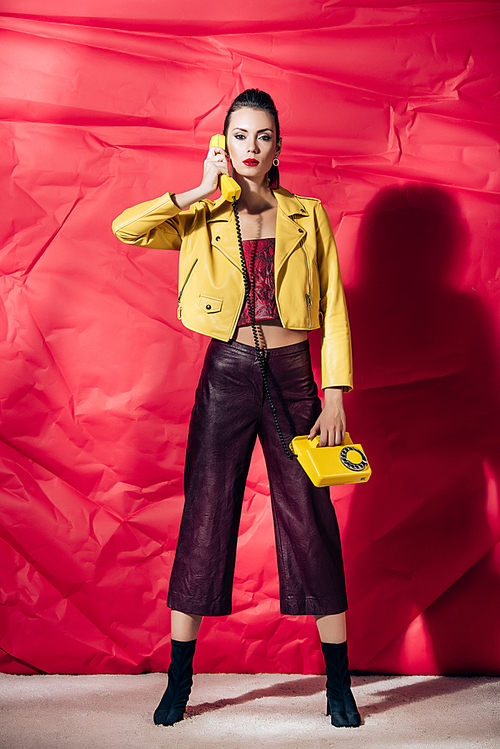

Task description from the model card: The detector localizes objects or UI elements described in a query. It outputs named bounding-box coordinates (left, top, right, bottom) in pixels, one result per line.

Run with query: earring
left=273, top=157, right=280, bottom=166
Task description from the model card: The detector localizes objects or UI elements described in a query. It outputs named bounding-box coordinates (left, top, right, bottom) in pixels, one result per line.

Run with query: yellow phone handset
left=209, top=134, right=241, bottom=202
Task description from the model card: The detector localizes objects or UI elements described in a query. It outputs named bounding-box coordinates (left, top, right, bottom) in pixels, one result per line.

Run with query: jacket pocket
left=198, top=294, right=223, bottom=314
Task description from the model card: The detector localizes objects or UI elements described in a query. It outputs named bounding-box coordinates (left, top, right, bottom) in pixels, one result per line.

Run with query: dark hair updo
left=223, top=89, right=281, bottom=188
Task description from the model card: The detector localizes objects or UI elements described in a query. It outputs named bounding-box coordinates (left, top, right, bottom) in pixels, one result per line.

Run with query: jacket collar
left=274, top=187, right=310, bottom=218
left=209, top=187, right=309, bottom=221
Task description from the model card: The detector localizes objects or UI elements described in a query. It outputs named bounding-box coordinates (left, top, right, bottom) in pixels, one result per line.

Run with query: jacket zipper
left=177, top=258, right=198, bottom=318
left=315, top=260, right=323, bottom=322
left=213, top=244, right=242, bottom=273
left=301, top=243, right=312, bottom=328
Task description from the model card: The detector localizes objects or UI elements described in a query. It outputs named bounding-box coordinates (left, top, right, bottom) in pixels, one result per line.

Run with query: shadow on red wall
left=341, top=184, right=500, bottom=674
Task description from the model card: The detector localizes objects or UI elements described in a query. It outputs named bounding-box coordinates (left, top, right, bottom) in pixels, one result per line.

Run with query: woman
left=112, top=89, right=360, bottom=728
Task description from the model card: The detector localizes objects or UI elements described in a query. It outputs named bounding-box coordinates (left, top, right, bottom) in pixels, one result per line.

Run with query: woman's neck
left=235, top=176, right=276, bottom=214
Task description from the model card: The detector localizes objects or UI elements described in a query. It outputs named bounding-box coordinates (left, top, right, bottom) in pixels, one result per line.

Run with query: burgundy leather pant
left=167, top=338, right=348, bottom=617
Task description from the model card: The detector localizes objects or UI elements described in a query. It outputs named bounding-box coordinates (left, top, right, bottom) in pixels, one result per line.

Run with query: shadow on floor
left=188, top=676, right=326, bottom=716
left=360, top=675, right=500, bottom=719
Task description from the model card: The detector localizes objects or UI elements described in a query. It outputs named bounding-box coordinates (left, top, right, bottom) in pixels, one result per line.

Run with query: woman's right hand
left=172, top=146, right=230, bottom=210
left=200, top=146, right=230, bottom=197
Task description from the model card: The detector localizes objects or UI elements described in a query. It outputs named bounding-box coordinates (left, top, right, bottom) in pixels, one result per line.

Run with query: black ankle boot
left=153, top=638, right=197, bottom=726
left=321, top=641, right=361, bottom=728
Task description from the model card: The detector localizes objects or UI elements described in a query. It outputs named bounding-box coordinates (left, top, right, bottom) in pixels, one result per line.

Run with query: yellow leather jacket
left=112, top=187, right=352, bottom=390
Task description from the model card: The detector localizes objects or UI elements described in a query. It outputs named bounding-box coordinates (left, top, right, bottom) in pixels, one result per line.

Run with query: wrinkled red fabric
left=1, top=1, right=499, bottom=676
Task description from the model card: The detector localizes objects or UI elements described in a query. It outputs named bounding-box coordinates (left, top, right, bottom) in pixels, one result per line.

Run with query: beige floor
left=0, top=672, right=499, bottom=749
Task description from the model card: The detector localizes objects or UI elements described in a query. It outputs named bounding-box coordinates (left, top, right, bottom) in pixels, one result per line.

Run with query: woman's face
left=226, top=107, right=281, bottom=182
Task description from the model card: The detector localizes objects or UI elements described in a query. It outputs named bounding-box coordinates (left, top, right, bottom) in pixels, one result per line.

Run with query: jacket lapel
left=274, top=188, right=309, bottom=272
left=207, top=198, right=242, bottom=270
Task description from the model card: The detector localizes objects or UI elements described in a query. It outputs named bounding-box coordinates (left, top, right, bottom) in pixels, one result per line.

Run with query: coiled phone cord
left=232, top=197, right=296, bottom=460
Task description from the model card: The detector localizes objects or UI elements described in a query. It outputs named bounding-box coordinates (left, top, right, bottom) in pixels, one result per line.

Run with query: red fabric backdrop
left=1, top=1, right=500, bottom=676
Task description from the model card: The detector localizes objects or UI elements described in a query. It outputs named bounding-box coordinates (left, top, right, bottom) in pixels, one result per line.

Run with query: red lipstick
left=243, top=159, right=259, bottom=166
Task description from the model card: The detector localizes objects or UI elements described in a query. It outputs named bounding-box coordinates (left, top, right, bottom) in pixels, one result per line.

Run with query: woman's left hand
left=309, top=387, right=346, bottom=446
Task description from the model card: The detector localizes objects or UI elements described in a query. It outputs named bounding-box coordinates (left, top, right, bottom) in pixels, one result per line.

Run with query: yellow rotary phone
left=209, top=134, right=241, bottom=202
left=290, top=433, right=371, bottom=487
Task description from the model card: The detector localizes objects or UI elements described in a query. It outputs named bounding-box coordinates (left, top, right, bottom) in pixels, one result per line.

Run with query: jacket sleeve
left=111, top=192, right=206, bottom=250
left=315, top=202, right=353, bottom=391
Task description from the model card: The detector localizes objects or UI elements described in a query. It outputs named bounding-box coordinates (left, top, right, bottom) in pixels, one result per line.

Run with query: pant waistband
left=211, top=338, right=310, bottom=360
